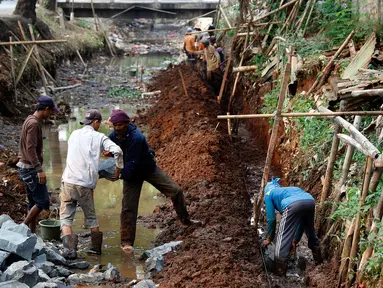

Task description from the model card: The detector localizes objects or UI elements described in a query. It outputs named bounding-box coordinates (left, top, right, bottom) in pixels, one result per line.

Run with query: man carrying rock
left=261, top=178, right=322, bottom=275
left=60, top=109, right=123, bottom=259
left=108, top=109, right=197, bottom=253
left=17, top=96, right=59, bottom=233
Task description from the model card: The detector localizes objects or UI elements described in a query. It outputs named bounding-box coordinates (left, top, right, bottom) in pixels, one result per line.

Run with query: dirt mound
left=141, top=64, right=268, bottom=287
left=0, top=148, right=28, bottom=222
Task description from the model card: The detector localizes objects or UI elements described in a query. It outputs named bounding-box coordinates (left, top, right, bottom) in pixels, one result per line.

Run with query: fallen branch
left=351, top=89, right=383, bottom=97
left=232, top=65, right=258, bottom=73
left=53, top=83, right=81, bottom=91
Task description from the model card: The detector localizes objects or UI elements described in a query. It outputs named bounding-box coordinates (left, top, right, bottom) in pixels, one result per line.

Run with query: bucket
left=128, top=69, right=137, bottom=77
left=39, top=219, right=61, bottom=241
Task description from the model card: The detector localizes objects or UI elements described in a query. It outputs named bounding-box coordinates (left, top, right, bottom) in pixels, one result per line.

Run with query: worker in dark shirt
left=108, top=109, right=198, bottom=253
left=17, top=96, right=59, bottom=232
left=262, top=178, right=322, bottom=275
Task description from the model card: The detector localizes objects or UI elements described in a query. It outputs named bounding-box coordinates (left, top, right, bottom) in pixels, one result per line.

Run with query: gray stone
left=145, top=253, right=164, bottom=273
left=35, top=260, right=55, bottom=276
left=33, top=283, right=58, bottom=288
left=33, top=254, right=47, bottom=264
left=0, top=215, right=12, bottom=228
left=1, top=221, right=31, bottom=237
left=68, top=261, right=89, bottom=270
left=38, top=269, right=51, bottom=282
left=3, top=260, right=39, bottom=287
left=140, top=241, right=182, bottom=260
left=0, top=280, right=29, bottom=288
left=32, top=237, right=46, bottom=259
left=67, top=272, right=104, bottom=285
left=45, top=248, right=66, bottom=266
left=56, top=266, right=72, bottom=277
left=103, top=263, right=120, bottom=282
left=0, top=250, right=11, bottom=270
left=0, top=230, right=37, bottom=260
left=48, top=269, right=58, bottom=278
left=48, top=277, right=66, bottom=284
left=133, top=280, right=157, bottom=288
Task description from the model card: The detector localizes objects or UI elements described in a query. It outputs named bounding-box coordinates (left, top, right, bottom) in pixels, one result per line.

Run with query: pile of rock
left=0, top=215, right=121, bottom=287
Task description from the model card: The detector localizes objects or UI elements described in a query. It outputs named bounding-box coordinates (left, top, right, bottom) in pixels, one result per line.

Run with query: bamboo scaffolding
left=346, top=157, right=373, bottom=288
left=9, top=36, right=17, bottom=101
left=0, top=39, right=67, bottom=46
left=262, top=0, right=285, bottom=49
left=296, top=0, right=311, bottom=33
left=189, top=22, right=283, bottom=35
left=250, top=0, right=300, bottom=24
left=28, top=24, right=48, bottom=95
left=307, top=30, right=355, bottom=96
left=217, top=111, right=383, bottom=119
left=253, top=56, right=292, bottom=227
left=302, top=0, right=317, bottom=36
left=219, top=6, right=232, bottom=28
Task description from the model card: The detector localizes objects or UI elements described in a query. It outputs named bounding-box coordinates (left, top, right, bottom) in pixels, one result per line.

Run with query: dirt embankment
left=138, top=64, right=268, bottom=287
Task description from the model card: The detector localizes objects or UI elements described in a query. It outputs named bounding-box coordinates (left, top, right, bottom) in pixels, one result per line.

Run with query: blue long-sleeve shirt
left=264, top=185, right=314, bottom=239
left=109, top=124, right=156, bottom=181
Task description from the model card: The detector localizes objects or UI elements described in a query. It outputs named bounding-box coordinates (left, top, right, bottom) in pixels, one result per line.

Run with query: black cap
left=37, top=96, right=60, bottom=113
left=80, top=109, right=102, bottom=125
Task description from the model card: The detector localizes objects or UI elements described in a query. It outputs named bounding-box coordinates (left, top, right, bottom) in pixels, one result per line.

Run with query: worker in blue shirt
left=261, top=178, right=322, bottom=275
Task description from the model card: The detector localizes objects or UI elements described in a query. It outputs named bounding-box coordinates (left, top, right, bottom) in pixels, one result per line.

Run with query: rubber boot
left=86, top=232, right=103, bottom=255
left=311, top=246, right=323, bottom=265
left=171, top=192, right=190, bottom=225
left=274, top=258, right=287, bottom=276
left=61, top=234, right=78, bottom=260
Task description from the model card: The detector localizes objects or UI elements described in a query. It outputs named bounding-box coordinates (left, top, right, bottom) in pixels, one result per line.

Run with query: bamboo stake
left=220, top=6, right=232, bottom=28
left=17, top=21, right=27, bottom=42
left=307, top=30, right=355, bottom=96
left=346, top=157, right=373, bottom=288
left=179, top=70, right=189, bottom=98
left=110, top=6, right=136, bottom=19
left=28, top=24, right=48, bottom=95
left=227, top=112, right=232, bottom=136
left=251, top=0, right=300, bottom=24
left=217, top=54, right=231, bottom=104
left=254, top=56, right=292, bottom=227
left=9, top=36, right=17, bottom=101
left=15, top=46, right=35, bottom=85
left=76, top=50, right=86, bottom=68
left=338, top=218, right=356, bottom=287
left=302, top=0, right=317, bottom=36
left=217, top=111, right=383, bottom=119
left=90, top=0, right=98, bottom=31
left=296, top=0, right=311, bottom=33
left=232, top=65, right=258, bottom=73
left=0, top=39, right=67, bottom=46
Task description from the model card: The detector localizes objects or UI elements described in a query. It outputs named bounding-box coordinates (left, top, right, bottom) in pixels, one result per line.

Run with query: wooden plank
left=0, top=39, right=67, bottom=46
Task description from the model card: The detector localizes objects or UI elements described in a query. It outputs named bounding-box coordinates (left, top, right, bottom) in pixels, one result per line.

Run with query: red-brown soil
left=139, top=64, right=269, bottom=287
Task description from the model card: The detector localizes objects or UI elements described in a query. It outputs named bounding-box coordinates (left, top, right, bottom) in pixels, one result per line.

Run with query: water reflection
left=42, top=104, right=165, bottom=279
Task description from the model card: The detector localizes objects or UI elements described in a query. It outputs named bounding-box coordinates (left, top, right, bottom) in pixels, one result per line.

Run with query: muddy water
left=42, top=105, right=165, bottom=280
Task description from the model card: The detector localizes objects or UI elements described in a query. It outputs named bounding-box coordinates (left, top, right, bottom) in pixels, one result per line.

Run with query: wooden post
left=338, top=218, right=356, bottom=286
left=227, top=112, right=231, bottom=136
left=217, top=54, right=231, bottom=104
left=220, top=6, right=232, bottom=28
left=90, top=0, right=98, bottom=31
left=302, top=0, right=317, bottom=36
left=253, top=55, right=292, bottom=227
left=179, top=70, right=189, bottom=98
left=9, top=36, right=17, bottom=102
left=346, top=156, right=373, bottom=288
left=28, top=24, right=48, bottom=95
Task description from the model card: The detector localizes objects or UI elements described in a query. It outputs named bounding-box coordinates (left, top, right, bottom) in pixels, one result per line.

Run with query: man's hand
left=38, top=171, right=47, bottom=184
left=262, top=238, right=271, bottom=248
left=108, top=167, right=121, bottom=182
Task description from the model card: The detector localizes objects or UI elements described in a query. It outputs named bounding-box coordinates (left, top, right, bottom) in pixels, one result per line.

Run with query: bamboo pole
left=338, top=218, right=356, bottom=287
left=76, top=50, right=86, bottom=68
left=9, top=36, right=17, bottom=101
left=337, top=134, right=372, bottom=160
left=219, top=6, right=232, bottom=28
left=307, top=30, right=355, bottom=96
left=15, top=46, right=35, bottom=85
left=217, top=111, right=383, bottom=119
left=179, top=70, right=189, bottom=98
left=254, top=56, right=292, bottom=227
left=250, top=0, right=300, bottom=24
left=28, top=24, right=48, bottom=95
left=346, top=157, right=374, bottom=288
left=90, top=0, right=98, bottom=31
left=0, top=39, right=67, bottom=46
left=214, top=0, right=221, bottom=25
left=227, top=112, right=231, bottom=136
left=296, top=0, right=311, bottom=33
left=217, top=54, right=231, bottom=104
left=351, top=89, right=383, bottom=97
left=262, top=0, right=285, bottom=49
left=96, top=16, right=115, bottom=57
left=302, top=0, right=317, bottom=36
left=232, top=65, right=258, bottom=73
left=189, top=22, right=282, bottom=35
left=110, top=6, right=136, bottom=19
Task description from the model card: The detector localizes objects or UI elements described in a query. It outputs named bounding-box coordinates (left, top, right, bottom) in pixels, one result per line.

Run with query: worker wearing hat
left=183, top=27, right=196, bottom=63
left=262, top=178, right=322, bottom=275
left=60, top=109, right=123, bottom=259
left=108, top=109, right=198, bottom=253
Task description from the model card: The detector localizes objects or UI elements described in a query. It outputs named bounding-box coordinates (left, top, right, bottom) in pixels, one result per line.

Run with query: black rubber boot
left=86, top=232, right=103, bottom=255
left=311, top=246, right=323, bottom=265
left=274, top=258, right=287, bottom=276
left=171, top=192, right=190, bottom=225
left=61, top=234, right=78, bottom=260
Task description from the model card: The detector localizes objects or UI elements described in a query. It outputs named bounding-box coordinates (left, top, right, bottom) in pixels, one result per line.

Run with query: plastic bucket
left=39, top=219, right=61, bottom=241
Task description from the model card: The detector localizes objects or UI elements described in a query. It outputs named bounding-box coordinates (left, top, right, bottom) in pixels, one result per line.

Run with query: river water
left=41, top=54, right=176, bottom=280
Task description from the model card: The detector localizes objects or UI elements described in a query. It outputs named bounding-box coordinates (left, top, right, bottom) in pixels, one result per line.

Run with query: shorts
left=18, top=168, right=50, bottom=210
left=59, top=182, right=98, bottom=228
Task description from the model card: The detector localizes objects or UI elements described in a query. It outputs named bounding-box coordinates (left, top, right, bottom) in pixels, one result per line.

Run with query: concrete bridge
left=58, top=0, right=218, bottom=19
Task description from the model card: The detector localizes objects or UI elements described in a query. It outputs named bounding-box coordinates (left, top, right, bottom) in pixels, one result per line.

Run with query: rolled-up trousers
left=121, top=166, right=189, bottom=246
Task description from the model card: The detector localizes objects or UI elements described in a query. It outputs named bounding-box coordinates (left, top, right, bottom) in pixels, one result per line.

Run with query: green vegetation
left=108, top=87, right=141, bottom=98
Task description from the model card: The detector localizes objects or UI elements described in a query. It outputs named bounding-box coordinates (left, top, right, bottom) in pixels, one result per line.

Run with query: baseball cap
left=37, top=95, right=60, bottom=113
left=186, top=27, right=193, bottom=34
left=80, top=109, right=102, bottom=125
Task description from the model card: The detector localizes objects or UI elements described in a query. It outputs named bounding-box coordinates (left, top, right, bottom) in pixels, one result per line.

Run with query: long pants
left=121, top=166, right=189, bottom=246
left=275, top=199, right=319, bottom=261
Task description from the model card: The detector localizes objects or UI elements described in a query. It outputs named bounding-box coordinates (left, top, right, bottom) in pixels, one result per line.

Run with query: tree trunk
left=14, top=0, right=38, bottom=22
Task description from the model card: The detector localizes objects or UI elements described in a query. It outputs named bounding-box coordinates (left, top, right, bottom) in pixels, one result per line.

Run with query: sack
left=98, top=158, right=116, bottom=179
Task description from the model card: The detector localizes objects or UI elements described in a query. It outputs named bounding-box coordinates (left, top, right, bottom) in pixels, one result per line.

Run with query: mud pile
left=141, top=64, right=268, bottom=287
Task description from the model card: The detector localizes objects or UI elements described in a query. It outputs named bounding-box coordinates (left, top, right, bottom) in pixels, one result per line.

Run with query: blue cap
left=37, top=95, right=59, bottom=113
left=186, top=27, right=193, bottom=33
left=264, top=177, right=281, bottom=195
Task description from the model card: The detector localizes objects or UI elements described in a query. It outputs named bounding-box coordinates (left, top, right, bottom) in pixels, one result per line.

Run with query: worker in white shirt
left=60, top=109, right=123, bottom=260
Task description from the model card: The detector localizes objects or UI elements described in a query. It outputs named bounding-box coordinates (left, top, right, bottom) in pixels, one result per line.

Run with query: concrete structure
left=57, top=0, right=218, bottom=19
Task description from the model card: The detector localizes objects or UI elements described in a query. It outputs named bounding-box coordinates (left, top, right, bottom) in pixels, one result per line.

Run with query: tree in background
left=14, top=0, right=38, bottom=22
